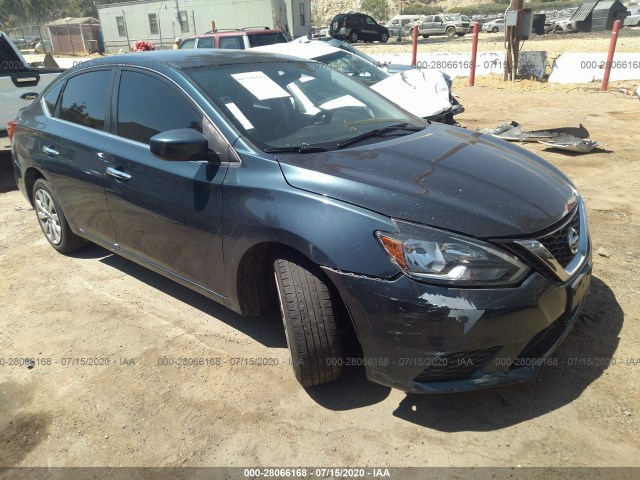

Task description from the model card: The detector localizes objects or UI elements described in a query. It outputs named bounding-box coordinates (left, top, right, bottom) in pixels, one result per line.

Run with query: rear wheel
left=422, top=34, right=429, bottom=38
left=348, top=30, right=359, bottom=43
left=33, top=178, right=86, bottom=254
left=492, top=27, right=498, bottom=33
left=380, top=32, right=389, bottom=43
left=445, top=26, right=456, bottom=37
left=273, top=252, right=343, bottom=387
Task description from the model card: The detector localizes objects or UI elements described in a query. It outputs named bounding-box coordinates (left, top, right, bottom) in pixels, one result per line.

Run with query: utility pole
left=503, top=0, right=524, bottom=81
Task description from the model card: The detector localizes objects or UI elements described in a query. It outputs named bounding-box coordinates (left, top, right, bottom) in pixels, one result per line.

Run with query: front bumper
left=322, top=247, right=592, bottom=393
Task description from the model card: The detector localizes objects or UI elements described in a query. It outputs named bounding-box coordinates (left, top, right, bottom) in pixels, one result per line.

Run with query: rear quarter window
left=43, top=81, right=64, bottom=116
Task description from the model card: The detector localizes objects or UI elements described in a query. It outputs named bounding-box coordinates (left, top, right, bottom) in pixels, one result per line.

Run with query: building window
left=299, top=3, right=306, bottom=26
left=116, top=16, right=126, bottom=37
left=178, top=11, right=189, bottom=33
left=149, top=13, right=159, bottom=34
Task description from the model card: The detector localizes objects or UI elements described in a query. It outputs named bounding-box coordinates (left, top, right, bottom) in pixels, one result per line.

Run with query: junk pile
left=478, top=122, right=601, bottom=153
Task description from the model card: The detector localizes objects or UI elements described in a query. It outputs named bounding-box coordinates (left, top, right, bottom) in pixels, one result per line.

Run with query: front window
left=186, top=60, right=422, bottom=151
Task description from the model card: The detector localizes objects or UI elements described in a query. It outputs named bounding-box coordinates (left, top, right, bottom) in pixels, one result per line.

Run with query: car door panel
left=104, top=68, right=228, bottom=296
left=42, top=70, right=117, bottom=244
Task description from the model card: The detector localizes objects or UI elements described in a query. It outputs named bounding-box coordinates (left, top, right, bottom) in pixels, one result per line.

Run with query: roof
left=47, top=17, right=99, bottom=26
left=184, top=28, right=283, bottom=39
left=252, top=41, right=340, bottom=60
left=570, top=2, right=598, bottom=21
left=68, top=49, right=311, bottom=73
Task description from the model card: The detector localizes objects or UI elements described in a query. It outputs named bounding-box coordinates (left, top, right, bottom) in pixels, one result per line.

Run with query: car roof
left=252, top=41, right=341, bottom=59
left=68, top=49, right=310, bottom=74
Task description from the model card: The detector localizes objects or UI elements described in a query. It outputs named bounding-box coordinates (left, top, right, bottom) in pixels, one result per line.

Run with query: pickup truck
left=0, top=32, right=63, bottom=149
left=415, top=14, right=471, bottom=38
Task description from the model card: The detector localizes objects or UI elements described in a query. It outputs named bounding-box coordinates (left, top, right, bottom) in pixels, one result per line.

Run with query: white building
left=97, top=0, right=311, bottom=52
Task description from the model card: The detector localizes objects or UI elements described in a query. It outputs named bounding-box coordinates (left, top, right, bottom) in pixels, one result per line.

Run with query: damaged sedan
left=13, top=50, right=591, bottom=393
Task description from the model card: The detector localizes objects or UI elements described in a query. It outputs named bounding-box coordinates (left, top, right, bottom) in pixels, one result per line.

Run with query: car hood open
left=274, top=123, right=577, bottom=238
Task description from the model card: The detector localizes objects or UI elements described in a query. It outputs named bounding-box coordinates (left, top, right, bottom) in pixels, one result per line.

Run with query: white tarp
left=549, top=52, right=640, bottom=83
left=368, top=51, right=548, bottom=79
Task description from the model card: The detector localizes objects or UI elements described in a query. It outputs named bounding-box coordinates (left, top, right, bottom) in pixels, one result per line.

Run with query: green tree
left=360, top=0, right=389, bottom=22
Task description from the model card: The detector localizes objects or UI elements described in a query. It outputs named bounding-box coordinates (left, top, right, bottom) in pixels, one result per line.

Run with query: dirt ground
left=1, top=43, right=639, bottom=474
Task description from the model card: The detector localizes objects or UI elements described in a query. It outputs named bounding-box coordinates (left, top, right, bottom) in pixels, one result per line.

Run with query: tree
left=360, top=0, right=389, bottom=22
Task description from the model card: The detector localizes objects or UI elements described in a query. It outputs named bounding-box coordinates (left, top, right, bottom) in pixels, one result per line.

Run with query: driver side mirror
left=150, top=128, right=218, bottom=162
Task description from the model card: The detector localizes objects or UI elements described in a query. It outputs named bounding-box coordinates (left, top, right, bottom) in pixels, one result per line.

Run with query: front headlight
left=376, top=220, right=529, bottom=286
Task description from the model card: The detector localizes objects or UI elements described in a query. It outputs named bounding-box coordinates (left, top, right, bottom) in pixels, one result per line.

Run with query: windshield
left=315, top=51, right=389, bottom=87
left=186, top=60, right=423, bottom=151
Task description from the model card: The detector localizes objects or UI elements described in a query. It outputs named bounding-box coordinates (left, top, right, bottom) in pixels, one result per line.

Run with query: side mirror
left=150, top=128, right=214, bottom=161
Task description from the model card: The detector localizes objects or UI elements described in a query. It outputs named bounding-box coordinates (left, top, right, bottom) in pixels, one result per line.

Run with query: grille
left=537, top=207, right=580, bottom=268
left=413, top=346, right=500, bottom=383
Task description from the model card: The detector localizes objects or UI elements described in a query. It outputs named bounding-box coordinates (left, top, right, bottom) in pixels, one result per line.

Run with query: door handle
left=42, top=145, right=59, bottom=156
left=106, top=166, right=132, bottom=181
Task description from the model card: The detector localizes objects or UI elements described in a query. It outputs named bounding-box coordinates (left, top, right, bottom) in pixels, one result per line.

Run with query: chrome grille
left=536, top=208, right=580, bottom=268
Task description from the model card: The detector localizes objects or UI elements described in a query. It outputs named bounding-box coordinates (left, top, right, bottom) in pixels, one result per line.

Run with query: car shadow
left=0, top=151, right=17, bottom=193
left=72, top=244, right=287, bottom=349
left=392, top=276, right=623, bottom=430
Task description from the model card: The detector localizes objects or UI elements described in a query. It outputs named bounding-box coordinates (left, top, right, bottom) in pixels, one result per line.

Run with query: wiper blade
left=263, top=146, right=333, bottom=154
left=337, top=123, right=424, bottom=149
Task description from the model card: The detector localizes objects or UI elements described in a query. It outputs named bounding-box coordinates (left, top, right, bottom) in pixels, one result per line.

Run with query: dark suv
left=179, top=28, right=288, bottom=50
left=329, top=13, right=389, bottom=43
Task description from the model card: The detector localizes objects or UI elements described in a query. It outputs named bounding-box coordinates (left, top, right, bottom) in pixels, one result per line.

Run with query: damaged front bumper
left=322, top=248, right=592, bottom=394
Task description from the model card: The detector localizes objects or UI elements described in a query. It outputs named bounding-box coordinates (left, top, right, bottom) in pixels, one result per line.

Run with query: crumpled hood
left=371, top=69, right=452, bottom=118
left=275, top=123, right=577, bottom=238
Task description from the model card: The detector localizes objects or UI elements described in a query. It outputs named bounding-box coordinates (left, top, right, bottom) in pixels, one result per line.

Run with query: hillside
left=312, top=0, right=499, bottom=25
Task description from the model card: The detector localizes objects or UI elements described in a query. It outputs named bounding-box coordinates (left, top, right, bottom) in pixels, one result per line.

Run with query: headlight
left=376, top=220, right=529, bottom=286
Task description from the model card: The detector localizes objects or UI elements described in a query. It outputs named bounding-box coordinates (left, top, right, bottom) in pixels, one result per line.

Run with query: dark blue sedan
left=12, top=50, right=591, bottom=393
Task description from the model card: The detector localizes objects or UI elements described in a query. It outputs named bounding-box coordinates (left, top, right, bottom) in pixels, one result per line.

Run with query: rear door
left=103, top=68, right=229, bottom=296
left=40, top=69, right=117, bottom=244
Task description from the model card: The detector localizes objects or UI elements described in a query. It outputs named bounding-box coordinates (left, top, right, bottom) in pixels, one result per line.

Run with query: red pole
left=469, top=22, right=480, bottom=87
left=411, top=25, right=418, bottom=67
left=601, top=19, right=621, bottom=91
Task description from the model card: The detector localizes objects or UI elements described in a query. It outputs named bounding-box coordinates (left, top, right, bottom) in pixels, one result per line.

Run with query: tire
left=457, top=33, right=465, bottom=37
left=348, top=30, right=359, bottom=43
left=445, top=26, right=456, bottom=37
left=32, top=178, right=86, bottom=254
left=422, top=34, right=429, bottom=38
left=492, top=27, right=498, bottom=33
left=273, top=252, right=343, bottom=387
left=380, top=32, right=389, bottom=43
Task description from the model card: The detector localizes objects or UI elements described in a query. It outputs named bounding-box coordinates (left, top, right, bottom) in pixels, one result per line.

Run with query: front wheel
left=492, top=27, right=498, bottom=33
left=348, top=30, right=359, bottom=43
left=33, top=178, right=86, bottom=254
left=273, top=252, right=343, bottom=387
left=380, top=32, right=389, bottom=43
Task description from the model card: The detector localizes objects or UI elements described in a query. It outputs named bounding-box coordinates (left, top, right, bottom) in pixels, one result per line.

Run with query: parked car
left=623, top=7, right=640, bottom=27
left=482, top=18, right=506, bottom=33
left=416, top=14, right=470, bottom=38
left=13, top=49, right=591, bottom=394
left=318, top=37, right=414, bottom=75
left=0, top=32, right=64, bottom=150
left=254, top=40, right=463, bottom=124
left=178, top=28, right=288, bottom=50
left=329, top=13, right=389, bottom=43
left=384, top=15, right=421, bottom=37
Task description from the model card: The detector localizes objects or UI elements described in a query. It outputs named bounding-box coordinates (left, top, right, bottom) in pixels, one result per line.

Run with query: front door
left=103, top=69, right=229, bottom=297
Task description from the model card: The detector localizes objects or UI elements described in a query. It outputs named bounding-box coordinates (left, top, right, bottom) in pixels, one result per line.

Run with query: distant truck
left=415, top=14, right=471, bottom=38
left=0, top=32, right=63, bottom=149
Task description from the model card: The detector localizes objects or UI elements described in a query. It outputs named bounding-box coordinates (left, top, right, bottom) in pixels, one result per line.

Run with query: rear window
left=247, top=32, right=288, bottom=47
left=197, top=36, right=214, bottom=48
left=219, top=36, right=243, bottom=49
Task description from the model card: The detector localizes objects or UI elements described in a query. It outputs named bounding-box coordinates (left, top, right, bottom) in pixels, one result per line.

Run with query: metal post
left=601, top=19, right=621, bottom=92
left=158, top=10, right=163, bottom=47
left=469, top=22, right=480, bottom=86
left=411, top=25, right=418, bottom=67
left=65, top=19, right=75, bottom=55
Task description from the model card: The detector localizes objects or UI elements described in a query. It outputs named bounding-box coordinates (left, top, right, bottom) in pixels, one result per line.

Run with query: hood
left=371, top=69, right=452, bottom=118
left=275, top=123, right=576, bottom=238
